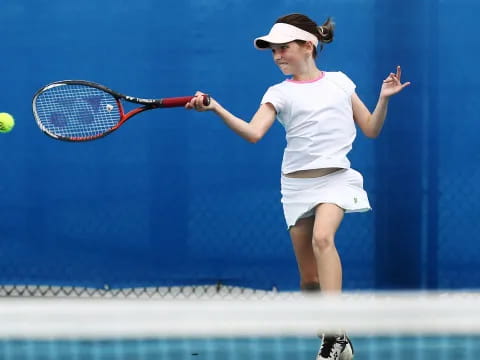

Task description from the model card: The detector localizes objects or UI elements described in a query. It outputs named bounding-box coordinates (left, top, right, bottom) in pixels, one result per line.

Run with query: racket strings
left=34, top=85, right=121, bottom=139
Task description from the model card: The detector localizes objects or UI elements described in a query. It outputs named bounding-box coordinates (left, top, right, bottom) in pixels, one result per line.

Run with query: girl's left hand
left=380, top=66, right=411, bottom=98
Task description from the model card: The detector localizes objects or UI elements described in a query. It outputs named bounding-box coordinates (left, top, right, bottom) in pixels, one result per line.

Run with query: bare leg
left=312, top=203, right=345, bottom=293
left=289, top=216, right=319, bottom=291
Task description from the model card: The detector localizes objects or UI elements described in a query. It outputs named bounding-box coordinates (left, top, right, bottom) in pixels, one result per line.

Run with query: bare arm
left=352, top=92, right=389, bottom=138
left=353, top=66, right=411, bottom=138
left=186, top=92, right=277, bottom=143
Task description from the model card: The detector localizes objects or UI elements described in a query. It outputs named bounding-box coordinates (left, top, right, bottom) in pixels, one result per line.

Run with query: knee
left=312, top=231, right=335, bottom=253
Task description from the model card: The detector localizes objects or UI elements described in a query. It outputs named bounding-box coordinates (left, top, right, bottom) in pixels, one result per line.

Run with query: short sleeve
left=261, top=85, right=286, bottom=115
left=328, top=71, right=356, bottom=96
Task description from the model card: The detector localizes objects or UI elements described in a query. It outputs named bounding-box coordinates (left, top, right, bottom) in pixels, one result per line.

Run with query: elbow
left=247, top=131, right=263, bottom=144
left=364, top=127, right=381, bottom=139
left=362, top=115, right=382, bottom=138
left=365, top=131, right=380, bottom=139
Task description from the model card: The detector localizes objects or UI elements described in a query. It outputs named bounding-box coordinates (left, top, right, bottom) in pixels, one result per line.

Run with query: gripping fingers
left=194, top=96, right=204, bottom=110
left=194, top=94, right=211, bottom=111
left=185, top=91, right=212, bottom=111
left=185, top=94, right=208, bottom=110
left=185, top=98, right=196, bottom=109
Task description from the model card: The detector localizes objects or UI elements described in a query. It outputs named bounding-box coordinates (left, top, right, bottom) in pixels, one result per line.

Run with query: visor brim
left=254, top=36, right=297, bottom=50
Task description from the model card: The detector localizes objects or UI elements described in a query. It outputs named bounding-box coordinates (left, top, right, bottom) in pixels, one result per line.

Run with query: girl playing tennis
left=186, top=13, right=410, bottom=360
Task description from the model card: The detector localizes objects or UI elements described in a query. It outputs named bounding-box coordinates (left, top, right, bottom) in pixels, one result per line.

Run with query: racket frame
left=32, top=80, right=210, bottom=142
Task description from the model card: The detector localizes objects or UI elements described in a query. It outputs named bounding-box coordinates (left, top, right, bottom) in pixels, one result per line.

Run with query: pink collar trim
left=286, top=71, right=325, bottom=84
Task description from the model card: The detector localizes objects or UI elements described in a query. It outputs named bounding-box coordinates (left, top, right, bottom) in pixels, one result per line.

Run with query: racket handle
left=161, top=95, right=211, bottom=108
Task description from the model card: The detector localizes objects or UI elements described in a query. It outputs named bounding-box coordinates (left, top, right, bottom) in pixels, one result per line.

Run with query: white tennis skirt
left=280, top=168, right=371, bottom=228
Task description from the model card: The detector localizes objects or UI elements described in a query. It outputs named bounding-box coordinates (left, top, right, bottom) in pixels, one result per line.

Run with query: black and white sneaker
left=340, top=336, right=354, bottom=360
left=316, top=333, right=354, bottom=360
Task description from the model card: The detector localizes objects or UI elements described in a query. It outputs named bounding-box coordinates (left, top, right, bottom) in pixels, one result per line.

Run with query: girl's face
left=270, top=41, right=313, bottom=75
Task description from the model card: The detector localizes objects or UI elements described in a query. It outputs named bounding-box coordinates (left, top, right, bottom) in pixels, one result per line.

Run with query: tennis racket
left=32, top=80, right=210, bottom=142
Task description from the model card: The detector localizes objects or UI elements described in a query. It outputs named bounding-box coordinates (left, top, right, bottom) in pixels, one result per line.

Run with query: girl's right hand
left=185, top=91, right=215, bottom=112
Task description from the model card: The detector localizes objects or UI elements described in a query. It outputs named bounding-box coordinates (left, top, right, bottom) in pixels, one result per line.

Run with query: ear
left=303, top=41, right=315, bottom=55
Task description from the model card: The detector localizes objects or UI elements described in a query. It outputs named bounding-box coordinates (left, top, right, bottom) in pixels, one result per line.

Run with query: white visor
left=254, top=23, right=319, bottom=50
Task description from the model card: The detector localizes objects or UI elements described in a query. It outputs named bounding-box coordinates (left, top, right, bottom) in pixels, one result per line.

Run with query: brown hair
left=275, top=13, right=335, bottom=58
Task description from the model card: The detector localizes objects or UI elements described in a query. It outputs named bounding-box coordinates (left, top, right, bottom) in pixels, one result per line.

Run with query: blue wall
left=0, top=0, right=478, bottom=290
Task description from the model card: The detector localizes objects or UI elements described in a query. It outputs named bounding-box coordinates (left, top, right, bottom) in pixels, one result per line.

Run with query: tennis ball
left=0, top=113, right=15, bottom=133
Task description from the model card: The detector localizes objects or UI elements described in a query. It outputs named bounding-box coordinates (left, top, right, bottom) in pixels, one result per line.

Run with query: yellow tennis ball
left=0, top=113, right=15, bottom=133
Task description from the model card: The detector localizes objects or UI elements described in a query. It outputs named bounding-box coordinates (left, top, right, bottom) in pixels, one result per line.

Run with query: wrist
left=211, top=100, right=223, bottom=114
left=378, top=95, right=390, bottom=103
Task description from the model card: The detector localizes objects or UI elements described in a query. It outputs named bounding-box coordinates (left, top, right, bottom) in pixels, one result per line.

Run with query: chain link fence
left=0, top=284, right=278, bottom=299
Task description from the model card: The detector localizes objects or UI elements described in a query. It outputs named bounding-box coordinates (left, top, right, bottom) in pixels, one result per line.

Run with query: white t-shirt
left=261, top=71, right=357, bottom=174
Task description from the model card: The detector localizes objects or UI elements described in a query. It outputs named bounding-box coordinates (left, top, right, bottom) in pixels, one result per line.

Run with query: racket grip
left=161, top=95, right=211, bottom=108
